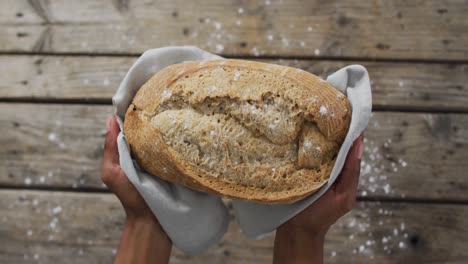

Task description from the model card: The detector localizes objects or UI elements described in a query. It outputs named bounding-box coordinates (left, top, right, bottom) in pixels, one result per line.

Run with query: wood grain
left=0, top=190, right=467, bottom=263
left=1, top=56, right=467, bottom=111
left=1, top=103, right=467, bottom=201
left=1, top=2, right=465, bottom=264
left=1, top=0, right=467, bottom=60
left=0, top=104, right=111, bottom=190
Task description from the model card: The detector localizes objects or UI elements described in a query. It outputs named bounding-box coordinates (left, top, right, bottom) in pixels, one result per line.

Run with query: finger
left=103, top=116, right=120, bottom=168
left=335, top=133, right=364, bottom=194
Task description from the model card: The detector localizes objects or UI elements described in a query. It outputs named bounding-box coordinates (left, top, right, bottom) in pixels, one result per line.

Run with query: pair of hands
left=101, top=115, right=363, bottom=263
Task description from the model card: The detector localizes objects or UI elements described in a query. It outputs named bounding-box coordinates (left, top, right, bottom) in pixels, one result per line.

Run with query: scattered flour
left=52, top=206, right=62, bottom=215
left=359, top=245, right=365, bottom=252
left=383, top=184, right=391, bottom=194
left=251, top=47, right=260, bottom=56
left=161, top=89, right=172, bottom=99
left=319, top=105, right=328, bottom=115
left=215, top=44, right=224, bottom=53
left=213, top=22, right=222, bottom=30
left=208, top=85, right=219, bottom=93
left=48, top=133, right=57, bottom=142
left=49, top=217, right=58, bottom=229
left=233, top=71, right=241, bottom=81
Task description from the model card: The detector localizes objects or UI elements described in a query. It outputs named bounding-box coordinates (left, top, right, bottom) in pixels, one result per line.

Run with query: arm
left=274, top=226, right=325, bottom=264
left=273, top=134, right=364, bottom=264
left=102, top=116, right=172, bottom=264
left=116, top=215, right=171, bottom=264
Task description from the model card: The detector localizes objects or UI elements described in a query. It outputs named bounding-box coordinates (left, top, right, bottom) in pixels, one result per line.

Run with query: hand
left=274, top=134, right=364, bottom=264
left=101, top=115, right=153, bottom=219
left=284, top=133, right=364, bottom=234
left=101, top=115, right=172, bottom=264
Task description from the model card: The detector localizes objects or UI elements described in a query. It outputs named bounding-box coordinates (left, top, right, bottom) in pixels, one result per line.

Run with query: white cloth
left=112, top=46, right=372, bottom=254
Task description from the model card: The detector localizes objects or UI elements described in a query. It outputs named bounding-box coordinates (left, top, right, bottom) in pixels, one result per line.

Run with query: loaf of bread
left=124, top=59, right=351, bottom=203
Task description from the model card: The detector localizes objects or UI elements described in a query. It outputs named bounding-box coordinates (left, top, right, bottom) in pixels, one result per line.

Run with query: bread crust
left=124, top=59, right=350, bottom=203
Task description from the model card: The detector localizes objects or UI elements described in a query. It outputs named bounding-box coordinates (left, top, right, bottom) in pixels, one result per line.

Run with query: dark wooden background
left=0, top=0, right=467, bottom=263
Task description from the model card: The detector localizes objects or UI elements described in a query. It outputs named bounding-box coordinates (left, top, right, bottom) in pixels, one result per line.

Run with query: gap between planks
left=0, top=51, right=467, bottom=64
left=0, top=186, right=466, bottom=206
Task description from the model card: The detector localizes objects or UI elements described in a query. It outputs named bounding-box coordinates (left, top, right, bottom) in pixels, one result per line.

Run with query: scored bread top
left=124, top=59, right=351, bottom=203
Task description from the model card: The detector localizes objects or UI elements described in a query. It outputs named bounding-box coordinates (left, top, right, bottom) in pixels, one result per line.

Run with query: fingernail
left=106, top=116, right=113, bottom=131
left=356, top=138, right=364, bottom=159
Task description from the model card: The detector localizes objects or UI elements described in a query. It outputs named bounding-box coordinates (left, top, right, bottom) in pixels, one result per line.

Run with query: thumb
left=335, top=133, right=364, bottom=194
left=103, top=115, right=120, bottom=168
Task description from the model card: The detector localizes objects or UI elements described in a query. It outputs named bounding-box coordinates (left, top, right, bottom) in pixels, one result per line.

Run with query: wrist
left=274, top=224, right=326, bottom=264
left=125, top=211, right=156, bottom=224
left=277, top=224, right=326, bottom=244
left=278, top=221, right=329, bottom=240
left=124, top=206, right=155, bottom=221
left=115, top=213, right=172, bottom=264
left=125, top=214, right=172, bottom=246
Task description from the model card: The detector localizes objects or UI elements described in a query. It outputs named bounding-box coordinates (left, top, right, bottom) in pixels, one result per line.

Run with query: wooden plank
left=1, top=56, right=467, bottom=111
left=1, top=0, right=467, bottom=60
left=0, top=56, right=131, bottom=101
left=0, top=104, right=112, bottom=190
left=0, top=1, right=42, bottom=24
left=1, top=190, right=467, bottom=263
left=1, top=103, right=467, bottom=201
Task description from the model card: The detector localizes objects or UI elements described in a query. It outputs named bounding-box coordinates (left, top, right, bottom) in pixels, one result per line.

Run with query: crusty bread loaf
left=124, top=59, right=351, bottom=203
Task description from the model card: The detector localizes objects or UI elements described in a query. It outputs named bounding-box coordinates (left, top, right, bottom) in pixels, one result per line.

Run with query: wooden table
left=1, top=1, right=467, bottom=263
